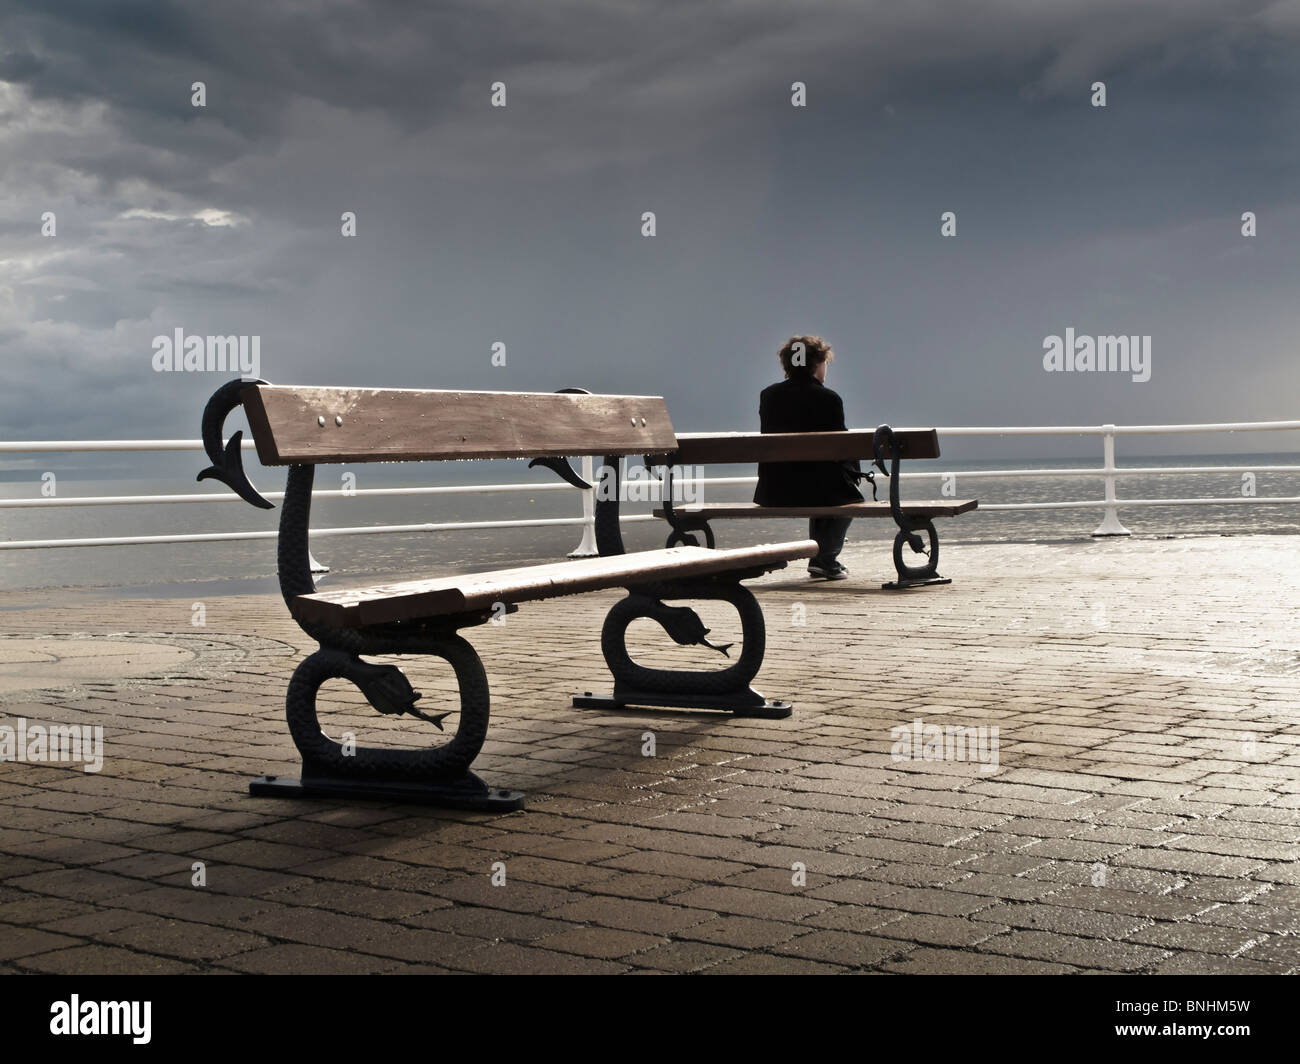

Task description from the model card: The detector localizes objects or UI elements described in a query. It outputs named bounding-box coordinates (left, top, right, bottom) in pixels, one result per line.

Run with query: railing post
left=1092, top=425, right=1131, bottom=537
left=568, top=454, right=598, bottom=557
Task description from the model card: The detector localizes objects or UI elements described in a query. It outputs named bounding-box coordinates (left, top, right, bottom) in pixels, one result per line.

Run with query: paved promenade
left=2, top=534, right=1299, bottom=974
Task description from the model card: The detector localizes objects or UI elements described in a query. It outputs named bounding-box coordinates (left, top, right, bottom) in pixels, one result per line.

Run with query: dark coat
left=754, top=376, right=864, bottom=506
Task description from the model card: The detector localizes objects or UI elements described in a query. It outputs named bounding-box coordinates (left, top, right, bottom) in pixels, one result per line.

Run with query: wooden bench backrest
left=240, top=384, right=679, bottom=465
left=649, top=429, right=941, bottom=465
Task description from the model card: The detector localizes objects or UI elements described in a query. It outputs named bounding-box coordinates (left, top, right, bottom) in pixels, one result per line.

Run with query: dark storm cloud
left=0, top=0, right=1297, bottom=455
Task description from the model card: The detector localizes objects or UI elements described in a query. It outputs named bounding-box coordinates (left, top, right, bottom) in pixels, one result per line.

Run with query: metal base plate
left=572, top=690, right=793, bottom=719
left=249, top=773, right=525, bottom=811
left=882, top=576, right=952, bottom=590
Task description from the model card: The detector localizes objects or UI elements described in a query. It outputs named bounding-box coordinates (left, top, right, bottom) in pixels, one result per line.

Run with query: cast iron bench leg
left=882, top=517, right=952, bottom=590
left=573, top=579, right=792, bottom=719
left=250, top=630, right=525, bottom=810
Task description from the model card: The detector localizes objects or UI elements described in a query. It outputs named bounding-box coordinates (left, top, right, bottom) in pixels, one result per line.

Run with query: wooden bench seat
left=198, top=378, right=815, bottom=811
left=293, top=543, right=813, bottom=627
left=653, top=500, right=978, bottom=522
left=647, top=428, right=940, bottom=465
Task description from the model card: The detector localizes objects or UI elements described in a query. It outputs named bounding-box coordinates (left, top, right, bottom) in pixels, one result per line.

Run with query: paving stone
left=871, top=887, right=993, bottom=917
left=703, top=953, right=849, bottom=975
left=883, top=948, right=1076, bottom=974
left=20, top=945, right=198, bottom=974
left=676, top=915, right=807, bottom=950
left=773, top=929, right=913, bottom=968
left=1191, top=905, right=1300, bottom=934
left=533, top=926, right=665, bottom=959
left=1151, top=953, right=1287, bottom=975
left=220, top=944, right=402, bottom=974
left=545, top=895, right=716, bottom=935
left=37, top=908, right=155, bottom=936
left=451, top=942, right=629, bottom=975
left=979, top=930, right=1168, bottom=972
left=0, top=925, right=84, bottom=961
left=1042, top=886, right=1215, bottom=921
left=3, top=536, right=1300, bottom=974
left=105, top=919, right=270, bottom=961
left=358, top=928, right=491, bottom=967
left=1237, top=937, right=1300, bottom=969
left=971, top=902, right=1151, bottom=939
left=236, top=906, right=406, bottom=950
left=1125, top=922, right=1264, bottom=956
left=262, top=881, right=447, bottom=919
left=801, top=904, right=899, bottom=934
left=874, top=913, right=1008, bottom=947
left=405, top=905, right=573, bottom=942
left=664, top=885, right=831, bottom=923
left=622, top=939, right=745, bottom=972
left=945, top=873, right=1060, bottom=901
left=0, top=896, right=89, bottom=926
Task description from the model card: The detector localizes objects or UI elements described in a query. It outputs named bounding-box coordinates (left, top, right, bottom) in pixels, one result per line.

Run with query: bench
left=638, top=427, right=977, bottom=589
left=197, top=379, right=817, bottom=810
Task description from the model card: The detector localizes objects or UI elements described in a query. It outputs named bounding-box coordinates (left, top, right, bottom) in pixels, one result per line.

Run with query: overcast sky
left=1, top=0, right=1297, bottom=456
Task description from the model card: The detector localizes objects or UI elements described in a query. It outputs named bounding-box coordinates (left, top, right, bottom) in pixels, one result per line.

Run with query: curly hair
left=778, top=334, right=833, bottom=378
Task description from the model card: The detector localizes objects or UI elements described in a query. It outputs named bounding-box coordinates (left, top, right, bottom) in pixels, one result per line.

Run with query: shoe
left=808, top=562, right=849, bottom=580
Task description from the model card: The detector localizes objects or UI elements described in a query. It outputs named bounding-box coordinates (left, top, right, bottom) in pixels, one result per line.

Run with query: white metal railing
left=1, top=421, right=1298, bottom=553
left=935, top=421, right=1300, bottom=535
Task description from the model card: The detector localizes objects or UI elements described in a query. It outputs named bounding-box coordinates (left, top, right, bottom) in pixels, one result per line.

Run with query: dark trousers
left=809, top=517, right=852, bottom=567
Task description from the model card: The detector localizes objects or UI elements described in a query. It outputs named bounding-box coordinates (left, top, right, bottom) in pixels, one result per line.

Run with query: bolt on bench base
left=572, top=689, right=793, bottom=719
left=883, top=575, right=952, bottom=590
left=249, top=772, right=525, bottom=811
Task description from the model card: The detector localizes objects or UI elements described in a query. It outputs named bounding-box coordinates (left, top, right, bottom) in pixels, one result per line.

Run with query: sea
left=2, top=451, right=1298, bottom=598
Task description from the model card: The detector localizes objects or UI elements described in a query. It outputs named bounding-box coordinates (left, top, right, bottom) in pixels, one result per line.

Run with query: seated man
left=755, top=335, right=862, bottom=580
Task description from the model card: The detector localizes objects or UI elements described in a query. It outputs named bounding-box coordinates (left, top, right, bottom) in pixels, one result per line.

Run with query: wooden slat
left=654, top=500, right=979, bottom=519
left=646, top=429, right=941, bottom=465
left=292, top=541, right=819, bottom=627
left=242, top=385, right=679, bottom=465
